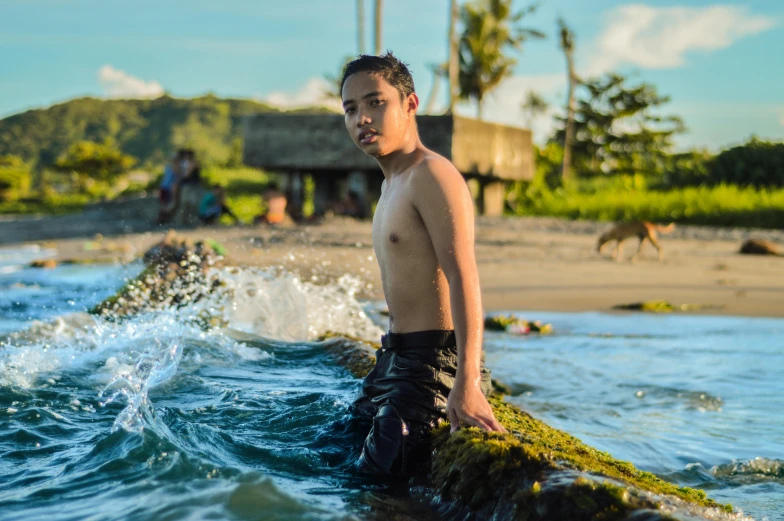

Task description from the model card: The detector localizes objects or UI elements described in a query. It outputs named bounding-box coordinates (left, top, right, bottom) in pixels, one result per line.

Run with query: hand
left=447, top=373, right=507, bottom=434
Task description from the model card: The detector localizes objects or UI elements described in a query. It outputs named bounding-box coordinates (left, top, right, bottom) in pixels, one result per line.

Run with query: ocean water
left=0, top=251, right=782, bottom=520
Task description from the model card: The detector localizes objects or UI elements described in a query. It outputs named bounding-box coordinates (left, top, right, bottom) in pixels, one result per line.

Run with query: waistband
left=381, top=330, right=456, bottom=350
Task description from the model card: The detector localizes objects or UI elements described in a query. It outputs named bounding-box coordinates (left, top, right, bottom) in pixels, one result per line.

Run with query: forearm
left=448, top=272, right=484, bottom=380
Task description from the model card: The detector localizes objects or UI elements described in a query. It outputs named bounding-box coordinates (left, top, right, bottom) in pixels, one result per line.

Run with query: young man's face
left=341, top=72, right=418, bottom=157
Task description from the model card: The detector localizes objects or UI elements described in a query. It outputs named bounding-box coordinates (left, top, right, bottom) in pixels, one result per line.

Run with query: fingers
left=451, top=410, right=507, bottom=434
left=485, top=416, right=507, bottom=433
left=448, top=407, right=460, bottom=434
left=455, top=410, right=497, bottom=432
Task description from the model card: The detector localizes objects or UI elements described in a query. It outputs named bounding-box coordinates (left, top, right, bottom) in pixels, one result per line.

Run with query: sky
left=0, top=0, right=782, bottom=150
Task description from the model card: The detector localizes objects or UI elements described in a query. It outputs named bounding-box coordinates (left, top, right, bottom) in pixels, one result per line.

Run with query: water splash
left=215, top=267, right=383, bottom=342
left=712, top=458, right=784, bottom=483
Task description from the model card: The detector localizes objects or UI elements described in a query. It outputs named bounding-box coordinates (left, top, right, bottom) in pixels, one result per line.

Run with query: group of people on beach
left=156, top=148, right=288, bottom=226
left=156, top=148, right=204, bottom=224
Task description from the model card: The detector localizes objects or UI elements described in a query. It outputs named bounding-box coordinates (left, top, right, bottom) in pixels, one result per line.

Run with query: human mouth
left=358, top=129, right=379, bottom=144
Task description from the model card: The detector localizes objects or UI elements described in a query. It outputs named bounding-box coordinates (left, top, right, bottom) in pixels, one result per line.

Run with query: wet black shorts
left=350, top=329, right=492, bottom=477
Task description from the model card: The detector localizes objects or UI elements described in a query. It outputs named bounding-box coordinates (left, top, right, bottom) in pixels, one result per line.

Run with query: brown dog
left=597, top=221, right=675, bottom=262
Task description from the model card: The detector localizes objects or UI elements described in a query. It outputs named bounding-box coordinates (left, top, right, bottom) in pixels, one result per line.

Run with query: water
left=0, top=256, right=782, bottom=520
left=486, top=312, right=784, bottom=521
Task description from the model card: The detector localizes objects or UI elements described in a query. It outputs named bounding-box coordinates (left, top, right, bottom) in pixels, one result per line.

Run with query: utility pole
left=374, top=0, right=383, bottom=55
left=357, top=0, right=365, bottom=54
left=447, top=0, right=458, bottom=114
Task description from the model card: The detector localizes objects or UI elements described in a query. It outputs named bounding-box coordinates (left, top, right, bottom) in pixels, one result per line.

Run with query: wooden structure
left=243, top=114, right=534, bottom=217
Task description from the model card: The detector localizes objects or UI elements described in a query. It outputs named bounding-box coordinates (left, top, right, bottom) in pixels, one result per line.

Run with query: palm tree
left=459, top=0, right=545, bottom=120
left=447, top=0, right=459, bottom=114
left=558, top=17, right=577, bottom=182
left=521, top=91, right=548, bottom=128
left=357, top=0, right=365, bottom=54
left=425, top=62, right=449, bottom=114
left=374, top=0, right=383, bottom=55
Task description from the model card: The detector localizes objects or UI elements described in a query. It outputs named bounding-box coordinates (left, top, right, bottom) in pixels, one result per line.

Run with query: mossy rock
left=321, top=334, right=733, bottom=520
left=485, top=315, right=554, bottom=335
left=613, top=301, right=675, bottom=313
left=613, top=301, right=724, bottom=313
left=91, top=231, right=225, bottom=319
left=317, top=332, right=378, bottom=378
left=428, top=396, right=732, bottom=520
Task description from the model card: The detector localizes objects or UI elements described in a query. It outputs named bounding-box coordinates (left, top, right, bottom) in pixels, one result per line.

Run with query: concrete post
left=480, top=180, right=506, bottom=216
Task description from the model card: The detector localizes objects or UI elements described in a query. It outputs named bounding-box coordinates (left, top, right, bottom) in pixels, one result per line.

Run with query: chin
left=360, top=141, right=383, bottom=157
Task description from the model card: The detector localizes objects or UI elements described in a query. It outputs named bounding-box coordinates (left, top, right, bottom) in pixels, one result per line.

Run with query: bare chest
left=372, top=184, right=429, bottom=261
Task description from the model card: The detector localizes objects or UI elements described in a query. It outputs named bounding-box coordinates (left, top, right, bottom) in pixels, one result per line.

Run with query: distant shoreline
left=6, top=215, right=784, bottom=318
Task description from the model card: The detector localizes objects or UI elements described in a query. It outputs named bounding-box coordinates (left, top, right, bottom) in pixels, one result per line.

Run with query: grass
left=201, top=166, right=274, bottom=224
left=0, top=166, right=276, bottom=223
left=511, top=176, right=784, bottom=229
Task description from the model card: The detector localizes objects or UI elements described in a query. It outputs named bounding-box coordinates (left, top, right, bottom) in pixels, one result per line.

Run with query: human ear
left=406, top=93, right=419, bottom=116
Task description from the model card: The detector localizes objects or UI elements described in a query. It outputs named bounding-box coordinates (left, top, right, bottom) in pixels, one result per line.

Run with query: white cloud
left=587, top=4, right=775, bottom=75
left=97, top=65, right=164, bottom=99
left=779, top=109, right=784, bottom=127
left=260, top=77, right=342, bottom=112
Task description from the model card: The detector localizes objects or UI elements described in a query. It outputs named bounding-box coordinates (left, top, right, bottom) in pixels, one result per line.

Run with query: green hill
left=0, top=94, right=333, bottom=168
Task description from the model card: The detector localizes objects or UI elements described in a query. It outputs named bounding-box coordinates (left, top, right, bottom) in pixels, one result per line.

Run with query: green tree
left=458, top=0, right=544, bottom=119
left=708, top=138, right=784, bottom=188
left=0, top=155, right=32, bottom=201
left=521, top=90, right=548, bottom=128
left=54, top=140, right=136, bottom=190
left=551, top=73, right=685, bottom=178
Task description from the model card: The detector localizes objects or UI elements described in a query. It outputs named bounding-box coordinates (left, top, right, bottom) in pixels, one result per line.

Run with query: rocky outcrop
left=91, top=230, right=224, bottom=319
left=739, top=239, right=782, bottom=256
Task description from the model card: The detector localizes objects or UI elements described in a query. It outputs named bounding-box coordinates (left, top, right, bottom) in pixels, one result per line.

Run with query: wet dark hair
left=340, top=52, right=415, bottom=100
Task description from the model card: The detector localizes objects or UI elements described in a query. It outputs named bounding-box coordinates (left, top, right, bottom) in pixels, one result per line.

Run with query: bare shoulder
left=408, top=153, right=467, bottom=198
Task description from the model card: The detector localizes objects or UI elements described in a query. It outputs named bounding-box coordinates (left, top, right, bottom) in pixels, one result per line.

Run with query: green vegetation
left=200, top=166, right=274, bottom=224
left=0, top=155, right=32, bottom=202
left=458, top=0, right=544, bottom=119
left=430, top=396, right=732, bottom=519
left=0, top=94, right=332, bottom=169
left=509, top=170, right=784, bottom=228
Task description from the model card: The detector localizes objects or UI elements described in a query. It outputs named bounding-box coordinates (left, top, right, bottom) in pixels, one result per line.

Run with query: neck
left=375, top=132, right=424, bottom=180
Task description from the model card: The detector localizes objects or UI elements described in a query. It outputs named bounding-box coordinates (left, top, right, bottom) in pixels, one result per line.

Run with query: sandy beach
left=14, top=215, right=784, bottom=318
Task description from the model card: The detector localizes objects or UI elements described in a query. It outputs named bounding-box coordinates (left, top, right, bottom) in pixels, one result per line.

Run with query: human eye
left=370, top=98, right=383, bottom=106
left=344, top=106, right=356, bottom=115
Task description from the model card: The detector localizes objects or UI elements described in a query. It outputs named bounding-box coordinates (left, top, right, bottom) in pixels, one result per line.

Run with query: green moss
left=320, top=334, right=733, bottom=520
left=612, top=301, right=725, bottom=313
left=485, top=315, right=554, bottom=334
left=427, top=396, right=733, bottom=519
left=317, top=332, right=378, bottom=378
left=613, top=300, right=676, bottom=313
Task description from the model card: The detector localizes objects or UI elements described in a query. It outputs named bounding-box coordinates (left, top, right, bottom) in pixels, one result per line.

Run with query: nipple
left=389, top=233, right=399, bottom=243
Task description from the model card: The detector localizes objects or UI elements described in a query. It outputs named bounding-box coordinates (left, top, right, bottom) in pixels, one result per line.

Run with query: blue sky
left=0, top=0, right=782, bottom=150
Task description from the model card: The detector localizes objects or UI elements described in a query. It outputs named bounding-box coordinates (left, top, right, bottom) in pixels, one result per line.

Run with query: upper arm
left=410, top=160, right=477, bottom=282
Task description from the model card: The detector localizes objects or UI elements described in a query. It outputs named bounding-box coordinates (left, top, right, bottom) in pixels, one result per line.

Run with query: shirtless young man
left=341, top=53, right=505, bottom=477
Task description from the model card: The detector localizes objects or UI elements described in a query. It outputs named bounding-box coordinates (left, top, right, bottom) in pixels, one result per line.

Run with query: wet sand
left=14, top=216, right=784, bottom=318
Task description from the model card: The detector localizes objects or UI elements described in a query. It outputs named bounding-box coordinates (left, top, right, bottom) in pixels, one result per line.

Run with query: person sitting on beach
left=198, top=185, right=237, bottom=225
left=326, top=190, right=367, bottom=219
left=156, top=152, right=182, bottom=224
left=253, top=182, right=288, bottom=225
left=179, top=149, right=202, bottom=186
left=342, top=52, right=505, bottom=478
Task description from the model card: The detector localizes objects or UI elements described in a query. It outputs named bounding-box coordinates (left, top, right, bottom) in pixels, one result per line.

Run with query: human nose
left=356, top=108, right=372, bottom=127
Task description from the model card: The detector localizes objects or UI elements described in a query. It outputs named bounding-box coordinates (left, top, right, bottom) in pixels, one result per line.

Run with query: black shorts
left=350, top=329, right=492, bottom=477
